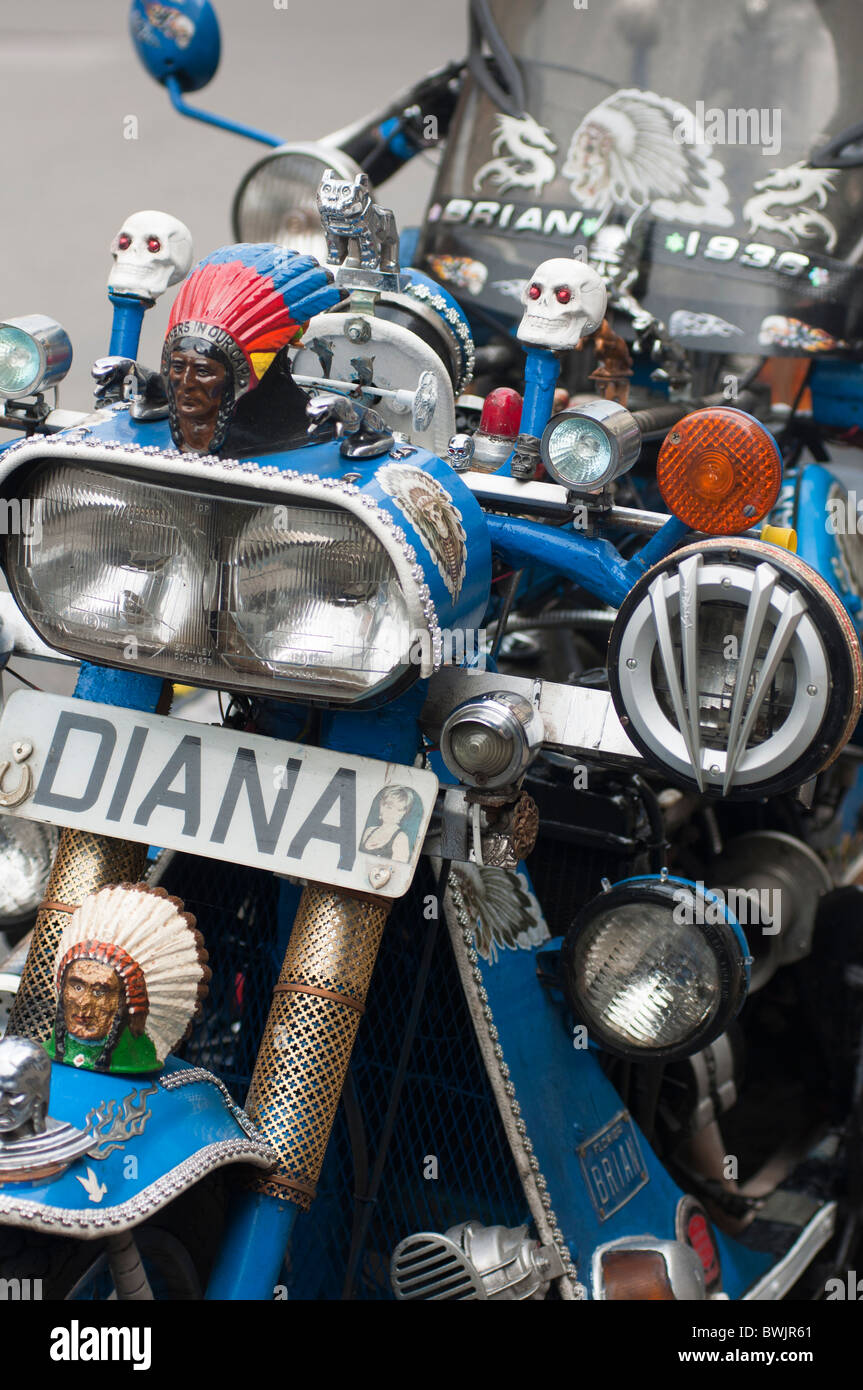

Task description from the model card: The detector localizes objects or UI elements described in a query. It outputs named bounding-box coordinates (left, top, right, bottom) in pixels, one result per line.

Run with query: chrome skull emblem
left=517, top=257, right=608, bottom=350
left=108, top=210, right=194, bottom=301
left=0, top=1037, right=51, bottom=1141
left=588, top=226, right=632, bottom=285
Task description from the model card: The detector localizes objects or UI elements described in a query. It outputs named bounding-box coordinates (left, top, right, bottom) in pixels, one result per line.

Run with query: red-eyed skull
left=517, top=258, right=608, bottom=350
left=108, top=211, right=194, bottom=300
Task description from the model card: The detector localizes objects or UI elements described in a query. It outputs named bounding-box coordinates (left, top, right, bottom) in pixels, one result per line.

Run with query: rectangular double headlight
left=5, top=462, right=426, bottom=704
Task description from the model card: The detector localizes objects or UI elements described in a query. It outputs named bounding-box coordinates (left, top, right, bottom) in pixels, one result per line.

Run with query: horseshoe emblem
left=0, top=740, right=34, bottom=808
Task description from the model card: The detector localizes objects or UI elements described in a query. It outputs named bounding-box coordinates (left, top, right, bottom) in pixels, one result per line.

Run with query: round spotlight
left=657, top=406, right=781, bottom=534
left=0, top=315, right=72, bottom=399
left=540, top=399, right=641, bottom=492
left=561, top=875, right=750, bottom=1062
left=232, top=144, right=363, bottom=261
left=440, top=691, right=544, bottom=789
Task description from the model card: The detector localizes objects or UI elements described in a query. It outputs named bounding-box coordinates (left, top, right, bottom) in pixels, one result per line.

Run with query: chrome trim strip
left=743, top=1201, right=837, bottom=1300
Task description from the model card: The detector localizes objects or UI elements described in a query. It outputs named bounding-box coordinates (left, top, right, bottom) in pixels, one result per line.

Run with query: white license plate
left=0, top=692, right=438, bottom=899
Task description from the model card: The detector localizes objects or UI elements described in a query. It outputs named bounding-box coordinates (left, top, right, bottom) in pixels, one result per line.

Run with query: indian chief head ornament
left=48, top=883, right=211, bottom=1075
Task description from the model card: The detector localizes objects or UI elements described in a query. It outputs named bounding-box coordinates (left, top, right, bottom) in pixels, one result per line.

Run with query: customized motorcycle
left=0, top=130, right=862, bottom=1300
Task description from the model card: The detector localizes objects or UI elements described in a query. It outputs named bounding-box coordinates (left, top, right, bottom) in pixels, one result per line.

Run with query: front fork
left=8, top=668, right=414, bottom=1299
left=206, top=883, right=392, bottom=1298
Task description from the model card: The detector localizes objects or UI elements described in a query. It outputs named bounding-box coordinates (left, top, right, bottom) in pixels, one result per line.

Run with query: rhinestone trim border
left=0, top=1138, right=277, bottom=1238
left=445, top=867, right=586, bottom=1300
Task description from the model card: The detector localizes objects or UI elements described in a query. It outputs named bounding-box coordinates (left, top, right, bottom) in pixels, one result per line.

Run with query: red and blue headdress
left=162, top=243, right=340, bottom=450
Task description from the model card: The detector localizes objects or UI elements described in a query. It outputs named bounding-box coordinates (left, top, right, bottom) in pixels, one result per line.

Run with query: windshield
left=422, top=0, right=863, bottom=354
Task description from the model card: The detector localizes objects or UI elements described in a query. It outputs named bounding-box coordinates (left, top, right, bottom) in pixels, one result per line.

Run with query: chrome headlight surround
left=0, top=435, right=442, bottom=708
left=561, top=875, right=750, bottom=1063
left=440, top=691, right=544, bottom=789
left=539, top=400, right=640, bottom=493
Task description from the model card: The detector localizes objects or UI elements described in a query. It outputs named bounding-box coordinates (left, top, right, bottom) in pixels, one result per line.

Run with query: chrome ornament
left=609, top=540, right=863, bottom=797
left=0, top=740, right=33, bottom=808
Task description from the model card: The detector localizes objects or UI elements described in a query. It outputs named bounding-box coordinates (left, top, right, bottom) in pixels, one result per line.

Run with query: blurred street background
left=0, top=0, right=466, bottom=400
left=0, top=0, right=466, bottom=697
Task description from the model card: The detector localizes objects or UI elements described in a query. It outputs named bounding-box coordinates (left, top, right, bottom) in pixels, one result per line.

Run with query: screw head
left=345, top=316, right=371, bottom=343
left=626, top=657, right=637, bottom=668
left=807, top=684, right=818, bottom=695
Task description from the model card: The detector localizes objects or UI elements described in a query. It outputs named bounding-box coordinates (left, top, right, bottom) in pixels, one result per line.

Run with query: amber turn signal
left=657, top=406, right=781, bottom=535
left=601, top=1249, right=676, bottom=1300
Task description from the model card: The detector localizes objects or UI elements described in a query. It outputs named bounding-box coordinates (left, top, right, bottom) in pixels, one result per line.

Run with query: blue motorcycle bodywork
left=0, top=1056, right=274, bottom=1240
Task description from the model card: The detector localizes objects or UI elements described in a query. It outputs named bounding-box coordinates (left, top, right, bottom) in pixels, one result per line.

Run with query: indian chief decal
left=377, top=464, right=467, bottom=600
left=562, top=89, right=734, bottom=235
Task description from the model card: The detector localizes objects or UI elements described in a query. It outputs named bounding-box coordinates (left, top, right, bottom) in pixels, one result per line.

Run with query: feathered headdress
left=162, top=243, right=340, bottom=450
left=54, top=883, right=210, bottom=1065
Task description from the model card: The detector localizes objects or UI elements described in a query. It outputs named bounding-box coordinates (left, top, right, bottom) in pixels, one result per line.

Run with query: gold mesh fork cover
left=246, top=883, right=390, bottom=1208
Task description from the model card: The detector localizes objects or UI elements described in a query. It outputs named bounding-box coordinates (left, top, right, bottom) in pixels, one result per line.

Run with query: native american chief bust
left=161, top=243, right=341, bottom=455
left=47, top=884, right=210, bottom=1075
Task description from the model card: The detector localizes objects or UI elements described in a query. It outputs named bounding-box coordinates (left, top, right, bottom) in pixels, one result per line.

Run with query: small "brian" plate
left=578, top=1111, right=649, bottom=1222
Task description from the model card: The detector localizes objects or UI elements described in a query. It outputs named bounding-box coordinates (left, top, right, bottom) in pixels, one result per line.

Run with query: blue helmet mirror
left=129, top=0, right=220, bottom=93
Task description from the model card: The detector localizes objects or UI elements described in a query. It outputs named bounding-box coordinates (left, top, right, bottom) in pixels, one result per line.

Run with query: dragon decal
left=474, top=113, right=558, bottom=196
left=743, top=162, right=839, bottom=252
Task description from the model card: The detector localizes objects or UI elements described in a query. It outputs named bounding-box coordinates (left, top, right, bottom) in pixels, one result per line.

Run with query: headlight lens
left=561, top=877, right=750, bottom=1062
left=7, top=463, right=422, bottom=704
left=0, top=316, right=72, bottom=399
left=540, top=400, right=640, bottom=492
left=219, top=504, right=410, bottom=696
left=232, top=145, right=363, bottom=261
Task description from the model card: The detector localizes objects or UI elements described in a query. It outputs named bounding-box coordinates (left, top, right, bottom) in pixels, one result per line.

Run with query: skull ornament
left=517, top=258, right=608, bottom=350
left=108, top=210, right=194, bottom=301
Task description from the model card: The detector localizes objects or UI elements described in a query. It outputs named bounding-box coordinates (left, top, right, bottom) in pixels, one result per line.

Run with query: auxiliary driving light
left=560, top=875, right=750, bottom=1063
left=539, top=399, right=641, bottom=492
left=232, top=144, right=364, bottom=260
left=0, top=316, right=72, bottom=399
left=440, top=691, right=544, bottom=789
left=657, top=406, right=781, bottom=534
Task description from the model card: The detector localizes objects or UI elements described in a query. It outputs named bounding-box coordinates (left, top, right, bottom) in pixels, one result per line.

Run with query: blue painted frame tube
left=629, top=514, right=692, bottom=574
left=485, top=514, right=634, bottom=608
left=107, top=293, right=148, bottom=361
left=74, top=662, right=165, bottom=712
left=166, top=75, right=283, bottom=147
left=206, top=1190, right=297, bottom=1299
left=518, top=346, right=561, bottom=439
left=485, top=513, right=693, bottom=607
